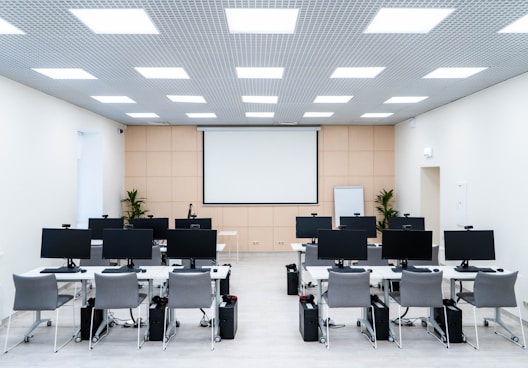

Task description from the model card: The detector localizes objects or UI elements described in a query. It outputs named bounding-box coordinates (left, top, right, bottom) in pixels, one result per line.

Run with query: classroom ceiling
left=1, top=0, right=528, bottom=127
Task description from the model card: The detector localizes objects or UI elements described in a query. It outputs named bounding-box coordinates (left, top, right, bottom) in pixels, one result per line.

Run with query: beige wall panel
left=125, top=151, right=147, bottom=177
left=172, top=151, right=198, bottom=177
left=146, top=151, right=171, bottom=177
left=273, top=206, right=299, bottom=227
left=147, top=201, right=172, bottom=219
left=172, top=176, right=199, bottom=202
left=349, top=126, right=374, bottom=151
left=146, top=126, right=171, bottom=151
left=374, top=151, right=395, bottom=176
left=248, top=227, right=273, bottom=252
left=322, top=151, right=348, bottom=177
left=223, top=206, right=249, bottom=227
left=273, top=226, right=295, bottom=252
left=349, top=151, right=374, bottom=176
left=146, top=177, right=172, bottom=202
left=172, top=126, right=198, bottom=151
left=248, top=206, right=274, bottom=227
left=322, top=126, right=348, bottom=151
left=124, top=177, right=147, bottom=195
left=125, top=126, right=146, bottom=151
left=374, top=126, right=394, bottom=151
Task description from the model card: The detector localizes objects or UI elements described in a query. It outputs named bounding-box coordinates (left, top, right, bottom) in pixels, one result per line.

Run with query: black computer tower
left=149, top=305, right=167, bottom=341
left=299, top=300, right=319, bottom=341
left=287, top=269, right=298, bottom=295
left=220, top=269, right=230, bottom=295
left=219, top=298, right=238, bottom=339
left=368, top=295, right=390, bottom=340
left=80, top=305, right=105, bottom=341
left=434, top=299, right=463, bottom=343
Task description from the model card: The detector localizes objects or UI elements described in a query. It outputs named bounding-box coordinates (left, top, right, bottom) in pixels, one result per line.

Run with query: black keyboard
left=40, top=267, right=81, bottom=274
left=102, top=267, right=141, bottom=273
left=454, top=266, right=496, bottom=273
left=391, top=267, right=432, bottom=273
left=172, top=268, right=209, bottom=273
left=330, top=267, right=366, bottom=273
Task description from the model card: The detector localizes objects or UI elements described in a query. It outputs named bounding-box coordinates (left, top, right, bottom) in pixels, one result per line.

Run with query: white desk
left=219, top=231, right=239, bottom=262
left=159, top=243, right=226, bottom=265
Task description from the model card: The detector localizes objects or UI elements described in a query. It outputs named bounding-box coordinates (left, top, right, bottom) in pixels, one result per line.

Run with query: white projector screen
left=201, top=127, right=319, bottom=204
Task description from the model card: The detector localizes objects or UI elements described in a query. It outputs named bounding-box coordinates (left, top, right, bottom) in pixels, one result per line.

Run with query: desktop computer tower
left=287, top=268, right=298, bottom=295
left=219, top=297, right=238, bottom=339
left=367, top=295, right=390, bottom=340
left=299, top=299, right=319, bottom=341
left=220, top=268, right=230, bottom=295
left=80, top=305, right=105, bottom=341
left=149, top=304, right=167, bottom=341
left=434, top=299, right=463, bottom=343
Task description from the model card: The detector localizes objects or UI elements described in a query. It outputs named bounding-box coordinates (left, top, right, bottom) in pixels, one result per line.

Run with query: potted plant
left=122, top=189, right=148, bottom=223
left=375, top=188, right=398, bottom=233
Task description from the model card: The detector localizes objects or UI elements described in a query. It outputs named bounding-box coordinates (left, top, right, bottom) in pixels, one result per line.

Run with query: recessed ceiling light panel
left=364, top=8, right=454, bottom=34
left=314, top=96, right=353, bottom=103
left=186, top=113, right=217, bottom=118
left=70, top=8, right=159, bottom=34
left=498, top=14, right=528, bottom=33
left=242, top=96, right=278, bottom=104
left=33, top=68, right=97, bottom=79
left=331, top=67, right=385, bottom=78
left=0, top=17, right=25, bottom=34
left=361, top=113, right=393, bottom=118
left=127, top=112, right=159, bottom=118
left=91, top=96, right=135, bottom=103
left=246, top=112, right=275, bottom=118
left=423, top=67, right=487, bottom=79
left=303, top=112, right=334, bottom=118
left=236, top=67, right=284, bottom=79
left=135, top=67, right=189, bottom=79
left=167, top=95, right=206, bottom=103
left=384, top=96, right=428, bottom=104
left=226, top=8, right=299, bottom=34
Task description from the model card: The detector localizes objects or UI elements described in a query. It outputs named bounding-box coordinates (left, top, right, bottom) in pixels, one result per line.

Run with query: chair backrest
left=399, top=270, right=444, bottom=308
left=182, top=258, right=216, bottom=268
left=326, top=270, right=371, bottom=308
left=407, top=244, right=439, bottom=267
left=167, top=270, right=212, bottom=309
left=304, top=244, right=335, bottom=267
left=94, top=273, right=141, bottom=309
left=134, top=245, right=163, bottom=266
left=13, top=274, right=59, bottom=311
left=80, top=245, right=110, bottom=266
left=356, top=245, right=387, bottom=266
left=473, top=271, right=518, bottom=308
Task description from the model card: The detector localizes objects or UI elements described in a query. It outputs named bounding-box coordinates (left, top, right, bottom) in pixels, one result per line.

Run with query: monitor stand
left=120, top=259, right=142, bottom=272
left=189, top=258, right=196, bottom=269
left=41, top=258, right=81, bottom=273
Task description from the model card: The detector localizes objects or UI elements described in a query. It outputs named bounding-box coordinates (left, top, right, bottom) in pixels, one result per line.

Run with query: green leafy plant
left=122, top=189, right=148, bottom=223
left=375, top=188, right=399, bottom=233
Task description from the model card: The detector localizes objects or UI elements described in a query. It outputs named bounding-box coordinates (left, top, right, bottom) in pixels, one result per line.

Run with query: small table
left=219, top=231, right=239, bottom=262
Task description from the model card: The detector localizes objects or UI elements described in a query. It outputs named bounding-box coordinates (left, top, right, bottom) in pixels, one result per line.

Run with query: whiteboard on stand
left=334, top=186, right=365, bottom=228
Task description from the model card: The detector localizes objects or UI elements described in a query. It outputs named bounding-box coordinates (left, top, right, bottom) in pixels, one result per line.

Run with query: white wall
left=0, top=76, right=125, bottom=321
left=395, top=72, right=528, bottom=320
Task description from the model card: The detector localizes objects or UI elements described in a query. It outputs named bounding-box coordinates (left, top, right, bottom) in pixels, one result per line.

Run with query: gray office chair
left=89, top=273, right=148, bottom=350
left=134, top=245, right=163, bottom=266
left=302, top=244, right=335, bottom=292
left=457, top=271, right=526, bottom=349
left=407, top=244, right=439, bottom=267
left=182, top=258, right=216, bottom=268
left=4, top=274, right=75, bottom=353
left=356, top=245, right=387, bottom=266
left=163, top=270, right=215, bottom=351
left=79, top=245, right=110, bottom=267
left=389, top=270, right=449, bottom=348
left=323, top=270, right=377, bottom=349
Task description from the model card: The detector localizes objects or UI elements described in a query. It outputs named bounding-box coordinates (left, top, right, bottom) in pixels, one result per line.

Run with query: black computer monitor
left=41, top=228, right=92, bottom=270
left=295, top=216, right=332, bottom=243
left=388, top=216, right=425, bottom=230
left=444, top=230, right=495, bottom=269
left=132, top=217, right=168, bottom=240
left=317, top=229, right=368, bottom=268
left=166, top=229, right=217, bottom=268
left=102, top=229, right=153, bottom=270
left=381, top=229, right=432, bottom=269
left=339, top=216, right=377, bottom=238
left=174, top=218, right=212, bottom=229
left=88, top=217, right=124, bottom=240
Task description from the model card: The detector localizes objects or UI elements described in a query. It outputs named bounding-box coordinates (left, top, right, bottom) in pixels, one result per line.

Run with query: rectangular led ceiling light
left=314, top=96, right=353, bottom=103
left=361, top=113, right=393, bottom=118
left=423, top=67, right=487, bottom=79
left=498, top=14, right=528, bottom=33
left=364, top=8, right=454, bottom=33
left=135, top=67, right=189, bottom=79
left=236, top=67, right=284, bottom=79
left=330, top=67, right=385, bottom=78
left=226, top=8, right=299, bottom=34
left=246, top=112, right=275, bottom=118
left=70, top=8, right=159, bottom=34
left=0, top=17, right=25, bottom=34
left=186, top=113, right=217, bottom=118
left=303, top=112, right=334, bottom=118
left=242, top=96, right=278, bottom=104
left=127, top=113, right=159, bottom=118
left=33, top=68, right=97, bottom=79
left=91, top=96, right=135, bottom=103
left=167, top=95, right=206, bottom=103
left=384, top=96, right=428, bottom=103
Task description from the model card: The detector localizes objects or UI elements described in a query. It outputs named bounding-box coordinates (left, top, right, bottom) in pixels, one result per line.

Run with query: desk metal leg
left=315, top=280, right=327, bottom=343
left=214, top=279, right=221, bottom=342
left=297, top=251, right=303, bottom=295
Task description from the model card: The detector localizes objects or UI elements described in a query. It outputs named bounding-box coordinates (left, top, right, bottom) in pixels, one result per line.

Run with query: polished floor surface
left=1, top=252, right=526, bottom=367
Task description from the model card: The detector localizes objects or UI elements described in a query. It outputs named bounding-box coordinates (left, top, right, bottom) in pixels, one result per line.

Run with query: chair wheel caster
left=484, top=320, right=489, bottom=327
left=215, top=336, right=221, bottom=342
left=421, top=321, right=427, bottom=328
left=357, top=320, right=361, bottom=327
left=388, top=336, right=394, bottom=342
left=23, top=336, right=30, bottom=343
left=75, top=336, right=82, bottom=343
left=92, top=336, right=99, bottom=343
left=512, top=336, right=519, bottom=342
left=319, top=337, right=326, bottom=344
left=47, top=321, right=52, bottom=327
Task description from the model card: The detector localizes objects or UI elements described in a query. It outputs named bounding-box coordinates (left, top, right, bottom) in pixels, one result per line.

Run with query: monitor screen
left=166, top=229, right=217, bottom=261
left=381, top=229, right=432, bottom=262
left=444, top=230, right=495, bottom=262
left=102, top=229, right=153, bottom=260
left=317, top=229, right=368, bottom=262
left=41, top=228, right=92, bottom=260
left=174, top=218, right=212, bottom=229
left=295, top=216, right=332, bottom=240
left=132, top=217, right=169, bottom=240
left=88, top=218, right=124, bottom=240
left=339, top=216, right=377, bottom=238
left=388, top=216, right=425, bottom=230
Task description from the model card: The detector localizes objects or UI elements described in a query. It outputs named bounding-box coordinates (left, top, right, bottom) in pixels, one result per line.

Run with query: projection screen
left=201, top=127, right=319, bottom=204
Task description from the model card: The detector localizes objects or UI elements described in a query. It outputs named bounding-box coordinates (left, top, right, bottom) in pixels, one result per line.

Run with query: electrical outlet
left=252, top=241, right=259, bottom=246
left=523, top=300, right=528, bottom=308
left=278, top=240, right=285, bottom=245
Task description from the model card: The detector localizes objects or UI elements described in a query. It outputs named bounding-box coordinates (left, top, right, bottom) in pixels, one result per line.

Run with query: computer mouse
left=80, top=269, right=87, bottom=273
left=213, top=268, right=218, bottom=272
left=433, top=268, right=439, bottom=272
left=497, top=268, right=504, bottom=272
left=367, top=269, right=373, bottom=273
left=141, top=269, right=147, bottom=273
